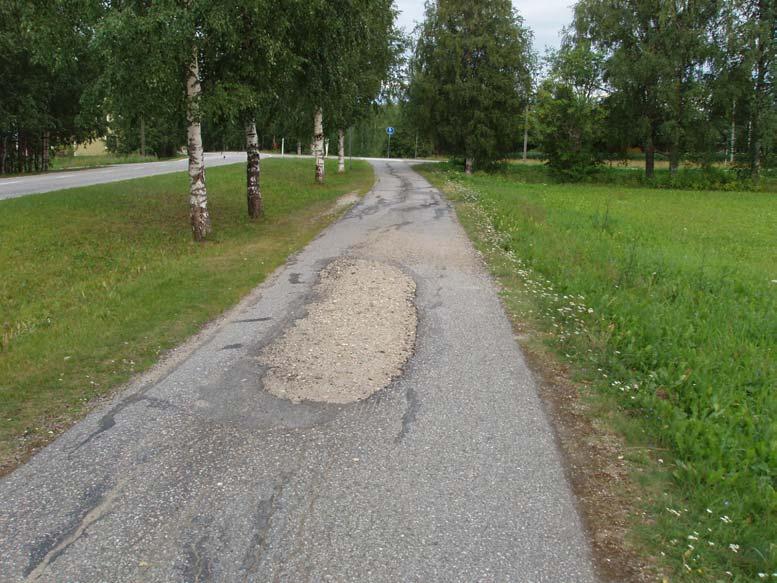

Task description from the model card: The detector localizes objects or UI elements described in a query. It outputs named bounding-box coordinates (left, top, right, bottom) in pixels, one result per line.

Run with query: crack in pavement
left=240, top=476, right=291, bottom=578
left=24, top=480, right=121, bottom=580
left=395, top=385, right=420, bottom=443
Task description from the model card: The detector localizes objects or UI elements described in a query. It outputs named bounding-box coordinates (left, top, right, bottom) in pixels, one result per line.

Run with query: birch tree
left=293, top=0, right=396, bottom=183
left=202, top=0, right=293, bottom=217
left=329, top=0, right=399, bottom=173
left=186, top=45, right=210, bottom=240
left=98, top=1, right=213, bottom=240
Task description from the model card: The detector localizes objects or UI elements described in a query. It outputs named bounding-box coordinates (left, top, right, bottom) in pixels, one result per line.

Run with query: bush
left=535, top=82, right=603, bottom=181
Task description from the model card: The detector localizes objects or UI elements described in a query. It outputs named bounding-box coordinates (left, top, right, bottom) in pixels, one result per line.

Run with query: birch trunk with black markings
left=245, top=120, right=262, bottom=218
left=187, top=45, right=211, bottom=241
left=313, top=107, right=325, bottom=184
left=338, top=128, right=345, bottom=173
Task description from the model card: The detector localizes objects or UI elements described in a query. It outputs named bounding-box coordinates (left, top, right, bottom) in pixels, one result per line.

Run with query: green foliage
left=0, top=0, right=104, bottom=174
left=407, top=0, right=533, bottom=169
left=535, top=81, right=603, bottom=181
left=496, top=161, right=773, bottom=192
left=422, top=163, right=777, bottom=580
left=0, top=159, right=374, bottom=470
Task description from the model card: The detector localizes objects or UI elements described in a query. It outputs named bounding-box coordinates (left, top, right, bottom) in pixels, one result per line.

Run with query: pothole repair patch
left=258, top=258, right=417, bottom=404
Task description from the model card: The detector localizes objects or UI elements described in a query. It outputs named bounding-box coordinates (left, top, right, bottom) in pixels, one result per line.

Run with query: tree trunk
left=245, top=120, right=262, bottom=219
left=297, top=142, right=302, bottom=156
left=645, top=135, right=655, bottom=180
left=522, top=105, right=529, bottom=162
left=313, top=108, right=325, bottom=184
left=140, top=116, right=146, bottom=157
left=0, top=134, right=6, bottom=174
left=465, top=157, right=474, bottom=175
left=186, top=45, right=211, bottom=241
left=337, top=128, right=345, bottom=173
left=41, top=131, right=50, bottom=172
left=729, top=101, right=736, bottom=165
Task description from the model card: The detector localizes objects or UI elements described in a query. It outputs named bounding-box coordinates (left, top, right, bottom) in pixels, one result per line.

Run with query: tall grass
left=420, top=163, right=777, bottom=580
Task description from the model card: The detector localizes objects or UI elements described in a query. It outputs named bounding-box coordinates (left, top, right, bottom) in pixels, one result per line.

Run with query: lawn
left=419, top=163, right=777, bottom=581
left=50, top=154, right=173, bottom=171
left=0, top=158, right=374, bottom=473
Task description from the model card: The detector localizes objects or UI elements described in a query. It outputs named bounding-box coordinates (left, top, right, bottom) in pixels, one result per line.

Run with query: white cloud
left=393, top=0, right=574, bottom=52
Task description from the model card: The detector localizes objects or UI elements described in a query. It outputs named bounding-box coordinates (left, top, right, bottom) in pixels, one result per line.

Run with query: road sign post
left=386, top=126, right=395, bottom=159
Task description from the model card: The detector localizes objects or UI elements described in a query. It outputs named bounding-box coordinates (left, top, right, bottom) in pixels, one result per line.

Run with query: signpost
left=386, top=126, right=395, bottom=159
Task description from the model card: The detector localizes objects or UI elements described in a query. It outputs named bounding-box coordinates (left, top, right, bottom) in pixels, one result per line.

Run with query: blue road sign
left=386, top=126, right=395, bottom=136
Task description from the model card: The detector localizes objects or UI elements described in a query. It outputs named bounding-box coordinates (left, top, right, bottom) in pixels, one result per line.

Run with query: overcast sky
left=394, top=0, right=575, bottom=54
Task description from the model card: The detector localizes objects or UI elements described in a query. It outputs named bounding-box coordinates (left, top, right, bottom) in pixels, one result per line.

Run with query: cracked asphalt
left=0, top=161, right=598, bottom=582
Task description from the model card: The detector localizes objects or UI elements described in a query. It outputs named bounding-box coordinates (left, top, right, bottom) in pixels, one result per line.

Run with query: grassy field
left=0, top=159, right=373, bottom=473
left=50, top=154, right=175, bottom=171
left=419, top=163, right=776, bottom=581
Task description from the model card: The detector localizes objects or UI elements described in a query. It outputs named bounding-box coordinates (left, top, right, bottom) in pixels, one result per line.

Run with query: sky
left=393, top=0, right=575, bottom=54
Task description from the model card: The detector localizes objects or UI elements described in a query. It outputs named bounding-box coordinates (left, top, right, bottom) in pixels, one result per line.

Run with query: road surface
left=0, top=153, right=247, bottom=200
left=0, top=161, right=598, bottom=582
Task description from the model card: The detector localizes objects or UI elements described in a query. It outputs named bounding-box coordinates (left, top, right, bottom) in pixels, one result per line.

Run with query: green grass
left=0, top=159, right=373, bottom=471
left=419, top=163, right=777, bottom=581
left=50, top=154, right=176, bottom=171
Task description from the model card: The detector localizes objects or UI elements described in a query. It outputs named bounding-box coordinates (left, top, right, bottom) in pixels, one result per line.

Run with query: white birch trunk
left=465, top=157, right=474, bottom=175
left=313, top=108, right=325, bottom=184
left=246, top=120, right=262, bottom=218
left=337, top=128, right=345, bottom=173
left=187, top=45, right=210, bottom=241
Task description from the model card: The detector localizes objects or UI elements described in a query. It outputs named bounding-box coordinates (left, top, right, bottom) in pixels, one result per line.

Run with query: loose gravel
left=258, top=257, right=417, bottom=404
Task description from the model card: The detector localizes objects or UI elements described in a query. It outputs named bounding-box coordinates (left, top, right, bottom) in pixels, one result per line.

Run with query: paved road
left=0, top=153, right=247, bottom=200
left=0, top=161, right=598, bottom=582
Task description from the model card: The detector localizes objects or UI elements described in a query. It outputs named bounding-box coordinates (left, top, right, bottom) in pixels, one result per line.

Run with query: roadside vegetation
left=419, top=162, right=777, bottom=581
left=0, top=158, right=373, bottom=474
left=495, top=161, right=777, bottom=193
left=49, top=154, right=171, bottom=171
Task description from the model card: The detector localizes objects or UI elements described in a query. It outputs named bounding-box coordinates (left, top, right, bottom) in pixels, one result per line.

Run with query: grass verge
left=418, top=163, right=776, bottom=582
left=50, top=154, right=172, bottom=171
left=0, top=158, right=373, bottom=474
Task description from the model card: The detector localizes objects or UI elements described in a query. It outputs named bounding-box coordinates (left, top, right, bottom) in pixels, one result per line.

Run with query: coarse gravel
left=259, top=257, right=416, bottom=404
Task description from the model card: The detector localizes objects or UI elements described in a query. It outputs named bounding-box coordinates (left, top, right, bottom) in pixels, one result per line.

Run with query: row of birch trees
left=103, top=0, right=398, bottom=240
left=0, top=0, right=399, bottom=240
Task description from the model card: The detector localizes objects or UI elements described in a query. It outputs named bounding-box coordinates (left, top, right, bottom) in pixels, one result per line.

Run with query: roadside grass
left=419, top=163, right=777, bottom=581
left=0, top=154, right=172, bottom=178
left=50, top=154, right=174, bottom=171
left=0, top=159, right=373, bottom=473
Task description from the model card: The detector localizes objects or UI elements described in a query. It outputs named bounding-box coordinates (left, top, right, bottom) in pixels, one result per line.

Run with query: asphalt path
left=0, top=160, right=598, bottom=582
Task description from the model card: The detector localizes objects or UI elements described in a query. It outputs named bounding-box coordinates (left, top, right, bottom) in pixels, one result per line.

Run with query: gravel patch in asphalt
left=258, top=257, right=417, bottom=404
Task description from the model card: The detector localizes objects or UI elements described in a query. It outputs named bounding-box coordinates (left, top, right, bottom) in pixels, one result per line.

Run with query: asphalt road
left=0, top=153, right=247, bottom=200
left=0, top=161, right=598, bottom=582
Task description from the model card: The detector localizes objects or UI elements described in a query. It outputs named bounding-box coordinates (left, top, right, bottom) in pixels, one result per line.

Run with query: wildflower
left=729, top=544, right=739, bottom=553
